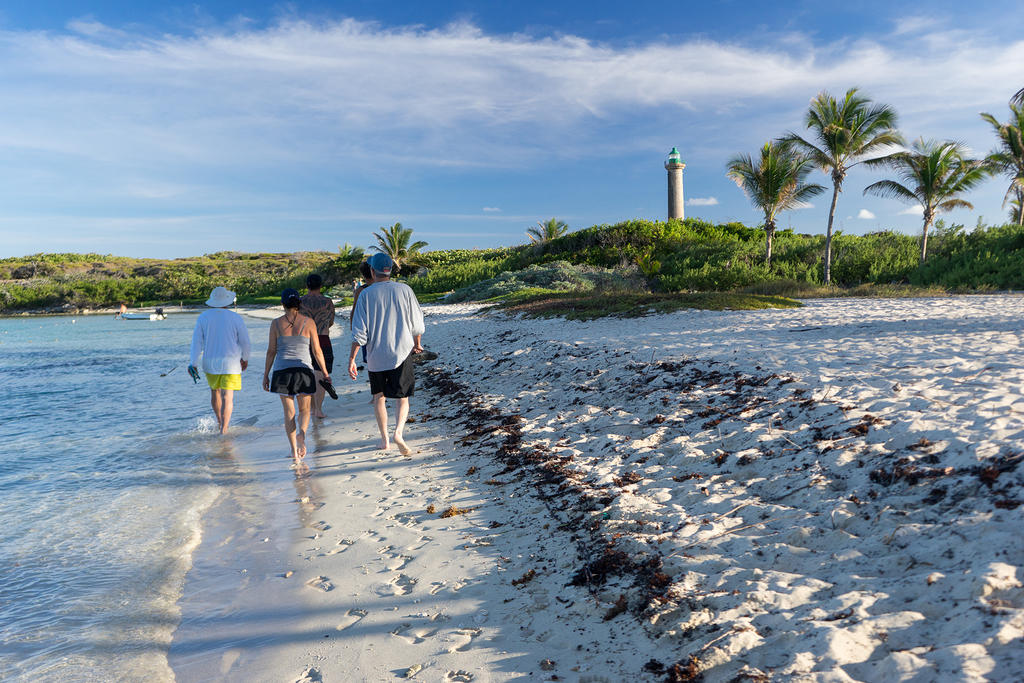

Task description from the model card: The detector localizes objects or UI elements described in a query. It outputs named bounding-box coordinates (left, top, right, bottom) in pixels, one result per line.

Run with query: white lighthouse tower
left=665, top=147, right=685, bottom=221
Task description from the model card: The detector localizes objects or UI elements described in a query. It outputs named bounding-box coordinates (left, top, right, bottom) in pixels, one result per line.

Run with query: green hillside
left=2, top=217, right=1022, bottom=314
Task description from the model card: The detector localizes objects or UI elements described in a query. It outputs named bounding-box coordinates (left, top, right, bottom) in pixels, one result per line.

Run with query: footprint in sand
left=444, top=627, right=482, bottom=653
left=429, top=581, right=446, bottom=595
left=336, top=608, right=368, bottom=631
left=390, top=622, right=439, bottom=644
left=311, top=521, right=331, bottom=532
left=305, top=576, right=334, bottom=592
left=384, top=554, right=413, bottom=571
left=376, top=573, right=418, bottom=596
left=407, top=535, right=433, bottom=551
left=325, top=539, right=355, bottom=556
left=446, top=671, right=474, bottom=681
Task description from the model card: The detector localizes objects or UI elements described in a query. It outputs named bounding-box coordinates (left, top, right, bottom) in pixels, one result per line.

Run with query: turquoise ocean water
left=0, top=312, right=275, bottom=681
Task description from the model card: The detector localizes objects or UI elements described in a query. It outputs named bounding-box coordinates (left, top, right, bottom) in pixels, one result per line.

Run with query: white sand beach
left=171, top=295, right=1024, bottom=682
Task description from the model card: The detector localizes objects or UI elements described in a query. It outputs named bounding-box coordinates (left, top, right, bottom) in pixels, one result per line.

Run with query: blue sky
left=0, top=1, right=1021, bottom=258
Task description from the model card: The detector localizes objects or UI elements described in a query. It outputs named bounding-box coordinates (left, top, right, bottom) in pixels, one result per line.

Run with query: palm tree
left=864, top=139, right=991, bottom=262
left=782, top=88, right=902, bottom=284
left=337, top=242, right=365, bottom=262
left=1013, top=87, right=1024, bottom=107
left=980, top=104, right=1024, bottom=226
left=370, top=222, right=428, bottom=273
left=726, top=142, right=825, bottom=268
left=526, top=218, right=569, bottom=245
left=1008, top=188, right=1024, bottom=224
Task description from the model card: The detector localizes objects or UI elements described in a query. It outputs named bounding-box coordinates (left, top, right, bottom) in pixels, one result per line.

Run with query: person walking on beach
left=264, top=289, right=331, bottom=461
left=300, top=273, right=336, bottom=419
left=189, top=286, right=251, bottom=435
left=348, top=253, right=424, bottom=455
left=351, top=260, right=375, bottom=371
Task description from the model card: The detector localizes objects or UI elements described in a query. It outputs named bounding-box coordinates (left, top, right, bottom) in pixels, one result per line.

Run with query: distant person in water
left=117, top=302, right=127, bottom=318
left=300, top=273, right=336, bottom=419
left=189, top=286, right=251, bottom=435
left=264, top=288, right=330, bottom=461
left=349, top=253, right=424, bottom=455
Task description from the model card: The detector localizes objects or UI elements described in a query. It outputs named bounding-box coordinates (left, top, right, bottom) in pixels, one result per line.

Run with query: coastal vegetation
left=5, top=216, right=1023, bottom=315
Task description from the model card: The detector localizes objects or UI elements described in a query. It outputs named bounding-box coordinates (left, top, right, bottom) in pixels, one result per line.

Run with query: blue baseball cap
left=368, top=252, right=393, bottom=274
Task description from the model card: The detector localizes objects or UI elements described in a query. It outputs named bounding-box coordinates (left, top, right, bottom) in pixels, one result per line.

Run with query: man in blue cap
left=348, top=253, right=425, bottom=454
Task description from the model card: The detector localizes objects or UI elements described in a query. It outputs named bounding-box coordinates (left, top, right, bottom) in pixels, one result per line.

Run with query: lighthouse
left=665, top=147, right=685, bottom=220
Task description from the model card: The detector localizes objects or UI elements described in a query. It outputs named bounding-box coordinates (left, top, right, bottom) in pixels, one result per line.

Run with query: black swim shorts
left=270, top=367, right=317, bottom=396
left=368, top=355, right=415, bottom=398
left=315, top=335, right=334, bottom=374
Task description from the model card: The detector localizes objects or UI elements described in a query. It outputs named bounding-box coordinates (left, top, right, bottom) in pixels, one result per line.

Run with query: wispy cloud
left=482, top=207, right=502, bottom=212
left=687, top=196, right=719, bottom=206
left=857, top=209, right=876, bottom=219
left=898, top=205, right=925, bottom=215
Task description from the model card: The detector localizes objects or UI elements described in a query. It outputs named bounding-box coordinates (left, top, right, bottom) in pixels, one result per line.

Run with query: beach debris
left=665, top=654, right=702, bottom=682
left=440, top=505, right=475, bottom=518
left=403, top=663, right=423, bottom=678
left=426, top=504, right=436, bottom=514
left=283, top=570, right=294, bottom=578
left=466, top=466, right=478, bottom=475
left=306, top=576, right=334, bottom=592
left=603, top=594, right=628, bottom=621
left=511, top=569, right=537, bottom=586
left=644, top=659, right=666, bottom=674
left=927, top=572, right=945, bottom=585
left=540, top=658, right=557, bottom=671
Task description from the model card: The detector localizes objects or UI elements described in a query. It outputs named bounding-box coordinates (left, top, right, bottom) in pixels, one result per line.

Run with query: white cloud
left=482, top=207, right=501, bottom=212
left=0, top=17, right=1020, bottom=171
left=793, top=203, right=815, bottom=210
left=857, top=209, right=876, bottom=219
left=687, top=196, right=719, bottom=206
left=898, top=205, right=925, bottom=215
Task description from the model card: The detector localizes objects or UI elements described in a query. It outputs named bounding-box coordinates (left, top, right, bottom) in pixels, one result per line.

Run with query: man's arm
left=348, top=341, right=361, bottom=380
left=189, top=317, right=204, bottom=368
left=237, top=315, right=251, bottom=371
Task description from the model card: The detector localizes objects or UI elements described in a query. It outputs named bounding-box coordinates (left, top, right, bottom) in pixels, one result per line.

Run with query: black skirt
left=270, top=367, right=317, bottom=396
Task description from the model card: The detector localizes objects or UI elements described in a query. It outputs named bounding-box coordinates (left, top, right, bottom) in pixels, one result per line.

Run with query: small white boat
left=120, top=308, right=167, bottom=321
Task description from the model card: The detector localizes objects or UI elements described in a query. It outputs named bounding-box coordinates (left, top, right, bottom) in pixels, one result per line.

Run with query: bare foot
left=314, top=411, right=327, bottom=419
left=296, top=431, right=307, bottom=458
left=394, top=434, right=411, bottom=456
left=377, top=438, right=390, bottom=451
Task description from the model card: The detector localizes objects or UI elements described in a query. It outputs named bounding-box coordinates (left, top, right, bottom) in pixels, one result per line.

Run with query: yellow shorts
left=206, top=373, right=241, bottom=390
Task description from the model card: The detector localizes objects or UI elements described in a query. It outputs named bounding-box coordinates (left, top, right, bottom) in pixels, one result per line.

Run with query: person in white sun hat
left=189, top=286, right=251, bottom=434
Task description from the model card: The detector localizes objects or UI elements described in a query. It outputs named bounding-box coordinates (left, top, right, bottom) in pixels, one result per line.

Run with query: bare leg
left=280, top=395, right=298, bottom=458
left=210, top=389, right=222, bottom=431
left=296, top=394, right=312, bottom=457
left=393, top=397, right=411, bottom=455
left=219, top=389, right=234, bottom=434
left=313, top=370, right=327, bottom=419
left=372, top=393, right=389, bottom=450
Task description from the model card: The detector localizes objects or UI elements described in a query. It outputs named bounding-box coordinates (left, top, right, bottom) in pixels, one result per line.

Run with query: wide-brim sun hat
left=206, top=286, right=237, bottom=308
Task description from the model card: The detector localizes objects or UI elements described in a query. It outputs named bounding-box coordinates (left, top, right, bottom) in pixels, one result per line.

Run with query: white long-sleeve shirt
left=351, top=280, right=425, bottom=372
left=189, top=308, right=252, bottom=375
